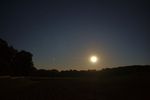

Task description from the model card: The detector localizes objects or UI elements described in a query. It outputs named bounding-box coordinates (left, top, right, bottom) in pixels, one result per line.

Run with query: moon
left=90, top=56, right=98, bottom=63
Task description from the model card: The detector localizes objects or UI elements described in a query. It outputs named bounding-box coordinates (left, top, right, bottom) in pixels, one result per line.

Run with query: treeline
left=0, top=38, right=150, bottom=77
left=30, top=69, right=98, bottom=77
left=30, top=65, right=150, bottom=78
left=0, top=38, right=36, bottom=76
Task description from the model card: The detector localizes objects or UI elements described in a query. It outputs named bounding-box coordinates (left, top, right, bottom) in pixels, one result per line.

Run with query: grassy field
left=0, top=75, right=150, bottom=100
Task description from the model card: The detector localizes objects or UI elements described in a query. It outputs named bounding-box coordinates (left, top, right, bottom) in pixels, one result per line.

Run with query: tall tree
left=12, top=50, right=36, bottom=76
left=0, top=38, right=17, bottom=75
left=0, top=38, right=36, bottom=76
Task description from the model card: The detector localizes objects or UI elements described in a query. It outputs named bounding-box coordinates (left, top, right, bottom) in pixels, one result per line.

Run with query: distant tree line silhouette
left=0, top=38, right=36, bottom=76
left=30, top=65, right=150, bottom=78
left=0, top=38, right=150, bottom=77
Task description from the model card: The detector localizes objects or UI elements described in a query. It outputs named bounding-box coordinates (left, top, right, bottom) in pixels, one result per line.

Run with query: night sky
left=0, top=0, right=150, bottom=70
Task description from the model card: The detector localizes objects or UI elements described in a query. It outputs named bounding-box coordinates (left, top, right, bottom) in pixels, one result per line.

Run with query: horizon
left=0, top=0, right=150, bottom=70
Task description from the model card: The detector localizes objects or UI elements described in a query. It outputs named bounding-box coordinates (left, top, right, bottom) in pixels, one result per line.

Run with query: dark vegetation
left=0, top=38, right=36, bottom=76
left=0, top=38, right=150, bottom=100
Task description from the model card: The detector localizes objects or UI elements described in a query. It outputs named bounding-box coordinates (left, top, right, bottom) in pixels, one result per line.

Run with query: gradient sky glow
left=0, top=0, right=150, bottom=70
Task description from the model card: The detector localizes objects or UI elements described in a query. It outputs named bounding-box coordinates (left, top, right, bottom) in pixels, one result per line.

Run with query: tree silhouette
left=12, top=50, right=36, bottom=76
left=0, top=38, right=36, bottom=76
left=0, top=38, right=18, bottom=75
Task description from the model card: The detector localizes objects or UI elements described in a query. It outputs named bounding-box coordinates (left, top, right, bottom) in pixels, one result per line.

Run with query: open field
left=0, top=75, right=150, bottom=100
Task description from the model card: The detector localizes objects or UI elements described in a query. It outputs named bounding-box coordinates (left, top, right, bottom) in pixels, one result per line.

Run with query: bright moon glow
left=90, top=56, right=98, bottom=63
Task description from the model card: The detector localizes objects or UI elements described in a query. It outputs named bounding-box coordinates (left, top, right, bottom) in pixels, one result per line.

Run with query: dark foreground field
left=0, top=74, right=150, bottom=100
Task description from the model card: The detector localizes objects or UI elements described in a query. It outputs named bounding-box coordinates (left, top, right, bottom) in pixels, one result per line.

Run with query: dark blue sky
left=0, top=0, right=150, bottom=70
